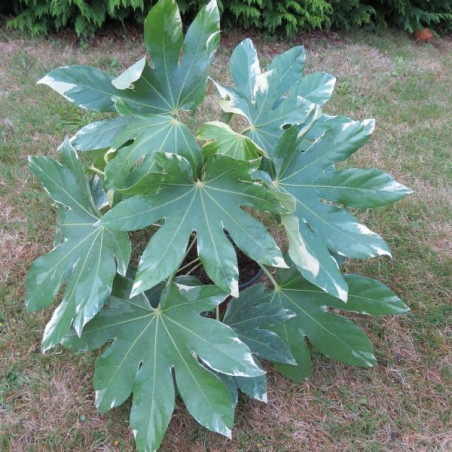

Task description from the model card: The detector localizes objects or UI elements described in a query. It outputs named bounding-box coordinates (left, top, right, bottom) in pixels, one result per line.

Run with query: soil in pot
left=178, top=235, right=263, bottom=318
left=178, top=236, right=261, bottom=287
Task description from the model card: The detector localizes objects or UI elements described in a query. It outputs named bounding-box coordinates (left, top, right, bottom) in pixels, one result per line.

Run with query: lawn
left=0, top=22, right=450, bottom=451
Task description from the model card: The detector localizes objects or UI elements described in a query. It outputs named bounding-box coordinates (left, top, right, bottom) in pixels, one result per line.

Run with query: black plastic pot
left=238, top=267, right=263, bottom=290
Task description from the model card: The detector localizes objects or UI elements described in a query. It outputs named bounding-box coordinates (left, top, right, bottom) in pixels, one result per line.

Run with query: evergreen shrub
left=6, top=1, right=451, bottom=42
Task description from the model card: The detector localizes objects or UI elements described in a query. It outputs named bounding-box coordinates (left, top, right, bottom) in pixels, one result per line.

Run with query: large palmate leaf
left=71, top=112, right=200, bottom=189
left=27, top=141, right=131, bottom=351
left=223, top=284, right=295, bottom=364
left=212, top=38, right=335, bottom=155
left=104, top=113, right=200, bottom=189
left=63, top=278, right=264, bottom=452
left=272, top=124, right=411, bottom=300
left=100, top=152, right=289, bottom=297
left=218, top=283, right=297, bottom=407
left=266, top=264, right=409, bottom=381
left=38, top=0, right=219, bottom=116
left=110, top=0, right=220, bottom=114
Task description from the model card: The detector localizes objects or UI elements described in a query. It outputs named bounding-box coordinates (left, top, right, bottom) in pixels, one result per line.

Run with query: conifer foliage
left=7, top=0, right=451, bottom=38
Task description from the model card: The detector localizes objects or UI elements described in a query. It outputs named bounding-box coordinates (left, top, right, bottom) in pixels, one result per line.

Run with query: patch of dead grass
left=1, top=359, right=134, bottom=451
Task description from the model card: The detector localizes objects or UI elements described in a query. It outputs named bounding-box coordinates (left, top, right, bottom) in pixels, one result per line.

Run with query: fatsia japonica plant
left=28, top=0, right=412, bottom=450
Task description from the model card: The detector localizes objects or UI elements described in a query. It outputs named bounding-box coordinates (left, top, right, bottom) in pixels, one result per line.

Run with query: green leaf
left=100, top=152, right=288, bottom=297
left=274, top=122, right=400, bottom=262
left=267, top=45, right=306, bottom=100
left=281, top=214, right=348, bottom=301
left=267, top=264, right=379, bottom=381
left=223, top=284, right=295, bottom=364
left=213, top=81, right=316, bottom=158
left=228, top=38, right=261, bottom=100
left=38, top=0, right=219, bottom=116
left=111, top=57, right=147, bottom=90
left=213, top=41, right=316, bottom=155
left=27, top=141, right=131, bottom=351
left=144, top=0, right=183, bottom=73
left=63, top=280, right=264, bottom=451
left=198, top=121, right=265, bottom=160
left=295, top=72, right=336, bottom=106
left=216, top=372, right=239, bottom=408
left=89, top=176, right=109, bottom=211
left=328, top=274, right=409, bottom=316
left=235, top=372, right=268, bottom=402
left=217, top=359, right=268, bottom=404
left=70, top=116, right=133, bottom=151
left=311, top=168, right=413, bottom=208
left=37, top=65, right=122, bottom=112
left=298, top=113, right=352, bottom=151
left=104, top=114, right=200, bottom=189
left=271, top=122, right=411, bottom=300
left=212, top=39, right=322, bottom=155
left=115, top=0, right=220, bottom=114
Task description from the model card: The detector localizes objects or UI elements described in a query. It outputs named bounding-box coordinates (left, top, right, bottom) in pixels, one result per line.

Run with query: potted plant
left=27, top=0, right=411, bottom=450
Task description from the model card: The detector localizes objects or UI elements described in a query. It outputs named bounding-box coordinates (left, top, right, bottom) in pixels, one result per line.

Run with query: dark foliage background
left=3, top=1, right=451, bottom=40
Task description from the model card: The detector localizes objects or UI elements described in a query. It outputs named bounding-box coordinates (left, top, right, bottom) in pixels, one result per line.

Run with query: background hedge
left=3, top=1, right=452, bottom=40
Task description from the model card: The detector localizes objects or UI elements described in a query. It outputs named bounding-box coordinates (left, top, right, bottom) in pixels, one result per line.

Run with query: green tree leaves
left=198, top=121, right=264, bottom=160
left=104, top=114, right=200, bottom=189
left=38, top=0, right=220, bottom=116
left=213, top=39, right=325, bottom=155
left=266, top=264, right=409, bottom=381
left=63, top=278, right=263, bottom=451
left=114, top=0, right=220, bottom=114
left=223, top=284, right=295, bottom=364
left=271, top=121, right=411, bottom=301
left=101, top=152, right=288, bottom=297
left=37, top=65, right=122, bottom=112
left=29, top=1, right=412, bottom=449
left=27, top=141, right=130, bottom=351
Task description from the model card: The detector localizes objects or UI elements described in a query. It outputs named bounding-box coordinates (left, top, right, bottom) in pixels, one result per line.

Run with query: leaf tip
left=337, top=285, right=348, bottom=303
left=36, top=74, right=48, bottom=86
left=224, top=426, right=233, bottom=439
left=130, top=280, right=145, bottom=298
left=401, top=185, right=414, bottom=197
left=364, top=118, right=376, bottom=134
left=40, top=339, right=53, bottom=354
left=230, top=284, right=239, bottom=299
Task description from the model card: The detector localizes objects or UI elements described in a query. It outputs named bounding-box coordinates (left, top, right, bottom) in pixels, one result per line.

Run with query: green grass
left=0, top=26, right=451, bottom=451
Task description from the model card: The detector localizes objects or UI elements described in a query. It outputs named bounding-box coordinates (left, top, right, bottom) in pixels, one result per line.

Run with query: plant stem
left=178, top=258, right=200, bottom=274
left=88, top=165, right=105, bottom=177
left=184, top=234, right=197, bottom=257
left=166, top=235, right=197, bottom=286
left=185, top=262, right=203, bottom=276
left=258, top=264, right=280, bottom=289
